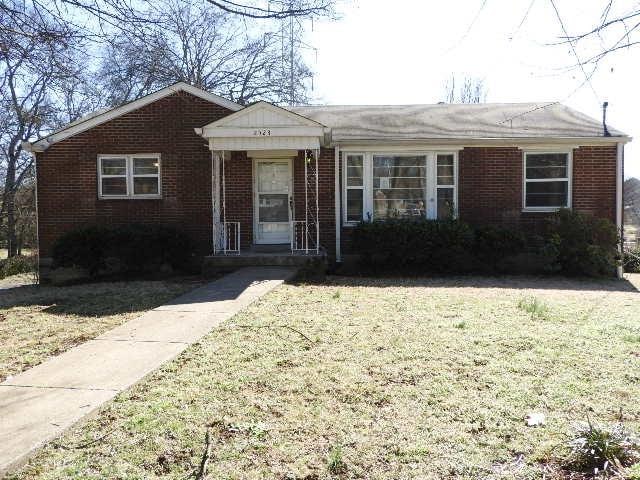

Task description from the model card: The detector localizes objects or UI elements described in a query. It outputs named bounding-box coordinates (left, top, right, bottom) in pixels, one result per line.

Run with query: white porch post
left=211, top=151, right=221, bottom=254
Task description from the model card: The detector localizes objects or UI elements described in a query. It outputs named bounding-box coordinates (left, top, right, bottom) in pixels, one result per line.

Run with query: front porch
left=202, top=244, right=326, bottom=276
left=195, top=101, right=327, bottom=260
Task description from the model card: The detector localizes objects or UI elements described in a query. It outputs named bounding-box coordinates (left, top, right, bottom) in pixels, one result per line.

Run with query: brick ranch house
left=24, top=82, right=630, bottom=276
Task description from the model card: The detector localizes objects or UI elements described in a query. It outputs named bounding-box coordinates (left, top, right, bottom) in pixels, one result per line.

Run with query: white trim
left=522, top=150, right=572, bottom=212
left=97, top=154, right=162, bottom=199
left=331, top=136, right=631, bottom=148
left=252, top=157, right=293, bottom=244
left=616, top=142, right=624, bottom=278
left=27, top=83, right=242, bottom=152
left=341, top=150, right=459, bottom=224
left=201, top=101, right=324, bottom=131
left=342, top=152, right=366, bottom=225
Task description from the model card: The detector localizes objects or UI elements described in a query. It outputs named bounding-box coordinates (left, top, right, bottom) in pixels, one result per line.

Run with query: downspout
left=334, top=145, right=341, bottom=262
left=616, top=142, right=624, bottom=278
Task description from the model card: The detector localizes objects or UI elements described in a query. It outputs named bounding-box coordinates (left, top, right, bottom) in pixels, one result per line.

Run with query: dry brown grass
left=0, top=278, right=202, bottom=381
left=8, top=274, right=640, bottom=479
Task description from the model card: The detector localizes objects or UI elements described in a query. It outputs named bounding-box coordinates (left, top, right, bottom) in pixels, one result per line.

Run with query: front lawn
left=9, top=275, right=640, bottom=479
left=0, top=278, right=202, bottom=382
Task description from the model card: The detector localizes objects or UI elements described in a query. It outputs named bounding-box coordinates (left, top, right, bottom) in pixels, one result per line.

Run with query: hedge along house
left=24, top=82, right=630, bottom=277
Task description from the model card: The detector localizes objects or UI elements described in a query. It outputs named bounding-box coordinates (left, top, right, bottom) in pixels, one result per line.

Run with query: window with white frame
left=523, top=152, right=571, bottom=210
left=342, top=152, right=457, bottom=223
left=345, top=154, right=365, bottom=222
left=373, top=155, right=426, bottom=219
left=98, top=154, right=161, bottom=198
left=436, top=154, right=456, bottom=219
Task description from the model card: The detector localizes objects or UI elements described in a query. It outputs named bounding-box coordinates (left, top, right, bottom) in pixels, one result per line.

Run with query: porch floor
left=203, top=245, right=326, bottom=276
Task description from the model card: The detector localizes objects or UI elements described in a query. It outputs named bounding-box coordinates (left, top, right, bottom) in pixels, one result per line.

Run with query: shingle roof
left=290, top=102, right=627, bottom=142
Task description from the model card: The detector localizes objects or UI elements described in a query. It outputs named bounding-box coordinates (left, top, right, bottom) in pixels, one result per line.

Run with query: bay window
left=523, top=152, right=571, bottom=210
left=98, top=154, right=161, bottom=199
left=342, top=152, right=457, bottom=223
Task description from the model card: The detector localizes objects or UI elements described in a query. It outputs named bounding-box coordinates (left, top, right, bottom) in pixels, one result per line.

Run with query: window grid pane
left=346, top=189, right=363, bottom=222
left=373, top=155, right=426, bottom=219
left=525, top=153, right=570, bottom=208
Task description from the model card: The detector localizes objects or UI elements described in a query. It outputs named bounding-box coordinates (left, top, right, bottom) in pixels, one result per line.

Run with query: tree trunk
left=4, top=157, right=18, bottom=258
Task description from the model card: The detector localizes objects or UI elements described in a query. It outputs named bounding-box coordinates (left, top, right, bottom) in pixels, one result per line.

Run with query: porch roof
left=196, top=101, right=326, bottom=151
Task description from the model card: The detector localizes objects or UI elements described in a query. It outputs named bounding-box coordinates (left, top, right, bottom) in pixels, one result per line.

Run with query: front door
left=254, top=159, right=292, bottom=244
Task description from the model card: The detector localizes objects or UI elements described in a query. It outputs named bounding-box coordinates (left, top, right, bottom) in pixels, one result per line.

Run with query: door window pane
left=101, top=177, right=127, bottom=196
left=259, top=194, right=289, bottom=222
left=346, top=189, right=363, bottom=222
left=373, top=155, right=426, bottom=219
left=258, top=162, right=289, bottom=192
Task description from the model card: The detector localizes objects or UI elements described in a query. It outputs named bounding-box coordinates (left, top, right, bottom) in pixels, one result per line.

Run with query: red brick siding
left=458, top=146, right=617, bottom=232
left=37, top=91, right=234, bottom=257
left=572, top=145, right=617, bottom=221
left=221, top=151, right=253, bottom=249
left=292, top=148, right=336, bottom=255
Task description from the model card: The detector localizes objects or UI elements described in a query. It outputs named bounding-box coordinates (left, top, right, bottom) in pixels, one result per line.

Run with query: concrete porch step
left=203, top=250, right=326, bottom=275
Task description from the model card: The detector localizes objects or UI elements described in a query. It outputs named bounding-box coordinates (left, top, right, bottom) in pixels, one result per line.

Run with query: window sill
left=522, top=207, right=568, bottom=213
left=98, top=195, right=162, bottom=200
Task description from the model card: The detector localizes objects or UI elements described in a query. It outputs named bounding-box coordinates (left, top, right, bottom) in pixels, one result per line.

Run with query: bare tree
left=1, top=0, right=335, bottom=44
left=98, top=0, right=314, bottom=106
left=443, top=75, right=487, bottom=103
left=0, top=4, right=84, bottom=257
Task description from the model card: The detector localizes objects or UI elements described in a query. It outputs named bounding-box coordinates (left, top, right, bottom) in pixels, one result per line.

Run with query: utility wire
left=548, top=0, right=600, bottom=102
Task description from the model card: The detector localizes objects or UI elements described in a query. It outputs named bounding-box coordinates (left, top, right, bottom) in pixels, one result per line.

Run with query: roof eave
left=330, top=135, right=632, bottom=147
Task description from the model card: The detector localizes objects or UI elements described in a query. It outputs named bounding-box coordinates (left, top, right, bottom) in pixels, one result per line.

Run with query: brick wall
left=37, top=93, right=618, bottom=264
left=457, top=146, right=617, bottom=233
left=37, top=91, right=234, bottom=258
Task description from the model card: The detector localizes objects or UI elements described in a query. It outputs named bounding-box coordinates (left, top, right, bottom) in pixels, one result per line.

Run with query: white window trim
left=341, top=151, right=459, bottom=225
left=342, top=152, right=366, bottom=225
left=522, top=150, right=572, bottom=212
left=98, top=154, right=162, bottom=199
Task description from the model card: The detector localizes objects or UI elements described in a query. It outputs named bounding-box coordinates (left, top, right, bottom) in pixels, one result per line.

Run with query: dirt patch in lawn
left=0, top=278, right=202, bottom=381
left=8, top=274, right=640, bottom=479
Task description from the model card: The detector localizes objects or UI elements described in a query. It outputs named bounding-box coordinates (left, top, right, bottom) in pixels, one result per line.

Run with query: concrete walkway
left=0, top=266, right=296, bottom=477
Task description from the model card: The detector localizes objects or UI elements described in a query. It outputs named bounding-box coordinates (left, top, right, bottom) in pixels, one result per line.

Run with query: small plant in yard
left=455, top=320, right=467, bottom=329
left=564, top=418, right=640, bottom=476
left=327, top=443, right=347, bottom=475
left=518, top=297, right=549, bottom=320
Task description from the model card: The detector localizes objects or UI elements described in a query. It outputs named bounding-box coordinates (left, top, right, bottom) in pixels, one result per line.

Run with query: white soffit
left=198, top=101, right=325, bottom=151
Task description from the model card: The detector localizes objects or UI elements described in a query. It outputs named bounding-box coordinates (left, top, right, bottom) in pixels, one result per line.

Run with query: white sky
left=303, top=0, right=639, bottom=178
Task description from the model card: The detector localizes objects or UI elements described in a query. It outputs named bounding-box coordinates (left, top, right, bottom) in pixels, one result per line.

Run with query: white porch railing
left=214, top=221, right=240, bottom=255
left=291, top=220, right=319, bottom=254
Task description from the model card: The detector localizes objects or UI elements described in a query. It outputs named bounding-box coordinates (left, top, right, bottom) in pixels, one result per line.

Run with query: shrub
left=625, top=248, right=640, bottom=273
left=565, top=419, right=640, bottom=476
left=0, top=255, right=36, bottom=279
left=546, top=209, right=619, bottom=277
left=351, top=219, right=475, bottom=274
left=474, top=225, right=526, bottom=270
left=52, top=224, right=193, bottom=277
